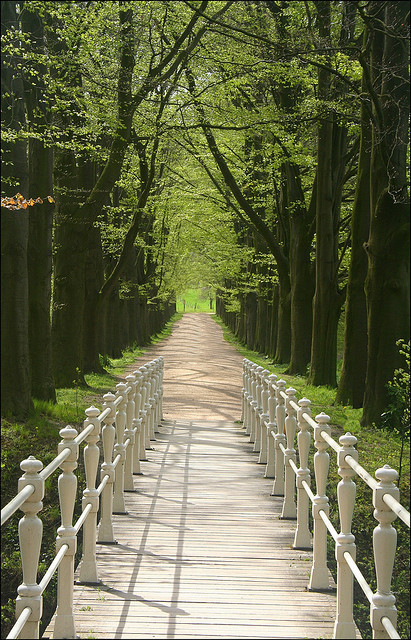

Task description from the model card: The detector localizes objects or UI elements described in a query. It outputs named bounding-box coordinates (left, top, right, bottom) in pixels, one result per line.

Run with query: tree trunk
left=362, top=2, right=410, bottom=426
left=336, top=65, right=371, bottom=407
left=21, top=7, right=56, bottom=402
left=1, top=1, right=32, bottom=418
left=308, top=2, right=345, bottom=387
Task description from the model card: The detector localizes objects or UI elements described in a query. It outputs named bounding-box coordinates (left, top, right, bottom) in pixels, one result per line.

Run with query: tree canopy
left=1, top=0, right=409, bottom=428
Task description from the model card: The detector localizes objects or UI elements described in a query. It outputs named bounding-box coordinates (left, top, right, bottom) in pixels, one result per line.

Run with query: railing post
left=370, top=465, right=400, bottom=639
left=258, top=371, right=270, bottom=464
left=153, top=359, right=161, bottom=433
left=264, top=374, right=277, bottom=478
left=309, top=412, right=331, bottom=591
left=124, top=375, right=136, bottom=491
left=253, top=366, right=264, bottom=453
left=97, top=393, right=117, bottom=544
left=147, top=362, right=156, bottom=442
left=132, top=370, right=143, bottom=475
left=78, top=407, right=101, bottom=584
left=15, top=456, right=44, bottom=639
left=159, top=356, right=164, bottom=422
left=113, top=383, right=128, bottom=514
left=249, top=364, right=259, bottom=443
left=293, top=398, right=312, bottom=549
left=272, top=380, right=286, bottom=496
left=241, top=359, right=247, bottom=426
left=139, top=366, right=149, bottom=460
left=281, top=387, right=297, bottom=519
left=53, top=426, right=79, bottom=639
left=333, top=432, right=358, bottom=639
left=245, top=362, right=254, bottom=436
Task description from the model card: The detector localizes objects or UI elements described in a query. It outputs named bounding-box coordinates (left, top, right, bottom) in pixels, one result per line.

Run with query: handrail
left=2, top=356, right=164, bottom=640
left=6, top=606, right=32, bottom=640
left=242, top=358, right=410, bottom=640
left=1, top=484, right=35, bottom=526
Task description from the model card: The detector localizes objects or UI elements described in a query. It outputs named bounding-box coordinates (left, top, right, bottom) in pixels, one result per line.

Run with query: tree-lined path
left=44, top=313, right=343, bottom=639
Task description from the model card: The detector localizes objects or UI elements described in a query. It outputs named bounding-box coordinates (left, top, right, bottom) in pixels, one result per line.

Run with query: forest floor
left=122, top=312, right=245, bottom=422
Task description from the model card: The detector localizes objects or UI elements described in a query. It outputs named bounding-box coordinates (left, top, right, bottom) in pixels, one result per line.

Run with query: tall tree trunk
left=336, top=63, right=371, bottom=407
left=21, top=6, right=56, bottom=401
left=308, top=2, right=346, bottom=387
left=361, top=1, right=410, bottom=426
left=1, top=1, right=32, bottom=418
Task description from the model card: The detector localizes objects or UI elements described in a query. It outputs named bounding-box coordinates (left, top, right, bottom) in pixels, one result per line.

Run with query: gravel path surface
left=122, top=313, right=244, bottom=423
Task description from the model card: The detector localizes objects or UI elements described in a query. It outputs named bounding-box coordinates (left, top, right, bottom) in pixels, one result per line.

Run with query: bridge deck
left=44, top=418, right=339, bottom=639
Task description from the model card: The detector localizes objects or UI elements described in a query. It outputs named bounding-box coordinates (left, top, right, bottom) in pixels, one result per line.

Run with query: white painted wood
left=53, top=426, right=78, bottom=639
left=15, top=456, right=44, bottom=639
left=98, top=393, right=116, bottom=544
left=272, top=380, right=286, bottom=496
left=294, top=398, right=312, bottom=549
left=333, top=433, right=358, bottom=639
left=371, top=465, right=400, bottom=639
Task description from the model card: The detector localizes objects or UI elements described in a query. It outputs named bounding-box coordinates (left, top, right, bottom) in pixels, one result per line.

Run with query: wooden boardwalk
left=44, top=418, right=339, bottom=640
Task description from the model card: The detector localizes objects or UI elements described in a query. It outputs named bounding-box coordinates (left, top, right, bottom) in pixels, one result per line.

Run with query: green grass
left=212, top=313, right=410, bottom=639
left=176, top=288, right=215, bottom=313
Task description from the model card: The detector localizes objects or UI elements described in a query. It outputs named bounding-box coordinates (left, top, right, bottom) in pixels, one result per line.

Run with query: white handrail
left=1, top=484, right=35, bottom=526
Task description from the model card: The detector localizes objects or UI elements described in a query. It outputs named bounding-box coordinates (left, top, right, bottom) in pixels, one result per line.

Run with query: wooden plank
left=43, top=420, right=359, bottom=639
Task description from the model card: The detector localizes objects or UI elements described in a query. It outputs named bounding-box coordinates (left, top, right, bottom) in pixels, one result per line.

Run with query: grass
left=212, top=313, right=410, bottom=639
left=0, top=312, right=181, bottom=639
left=176, top=288, right=215, bottom=313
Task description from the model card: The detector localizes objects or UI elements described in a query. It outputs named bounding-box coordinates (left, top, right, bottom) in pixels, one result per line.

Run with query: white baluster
left=15, top=456, right=44, bottom=639
left=97, top=393, right=117, bottom=544
left=249, top=364, right=258, bottom=443
left=241, top=359, right=247, bottom=426
left=139, top=366, right=149, bottom=460
left=258, top=371, right=270, bottom=463
left=245, top=362, right=254, bottom=436
left=153, top=360, right=161, bottom=433
left=78, top=407, right=101, bottom=584
left=124, top=375, right=136, bottom=492
left=293, top=398, right=312, bottom=549
left=281, top=387, right=297, bottom=519
left=159, top=356, right=164, bottom=422
left=333, top=432, right=358, bottom=638
left=309, top=412, right=331, bottom=590
left=272, top=380, right=286, bottom=496
left=53, top=426, right=78, bottom=639
left=264, top=375, right=277, bottom=478
left=371, top=465, right=400, bottom=639
left=132, top=370, right=143, bottom=475
left=253, top=366, right=264, bottom=453
left=113, top=383, right=128, bottom=514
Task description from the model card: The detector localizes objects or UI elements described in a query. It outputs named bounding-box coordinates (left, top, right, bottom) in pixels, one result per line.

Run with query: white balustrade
left=242, top=359, right=409, bottom=640
left=2, top=357, right=163, bottom=639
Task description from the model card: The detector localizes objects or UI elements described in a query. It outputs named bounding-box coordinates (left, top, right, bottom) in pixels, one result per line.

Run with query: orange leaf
left=47, top=196, right=55, bottom=203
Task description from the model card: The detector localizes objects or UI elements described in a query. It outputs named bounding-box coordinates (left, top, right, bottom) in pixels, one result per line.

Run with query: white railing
left=1, top=357, right=164, bottom=640
left=241, top=358, right=410, bottom=640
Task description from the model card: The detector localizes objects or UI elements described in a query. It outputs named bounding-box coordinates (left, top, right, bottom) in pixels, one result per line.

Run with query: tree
left=361, top=1, right=410, bottom=426
left=1, top=1, right=32, bottom=417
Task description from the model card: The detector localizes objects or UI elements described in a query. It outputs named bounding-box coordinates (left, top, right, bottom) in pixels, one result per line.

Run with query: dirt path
left=122, top=313, right=244, bottom=423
